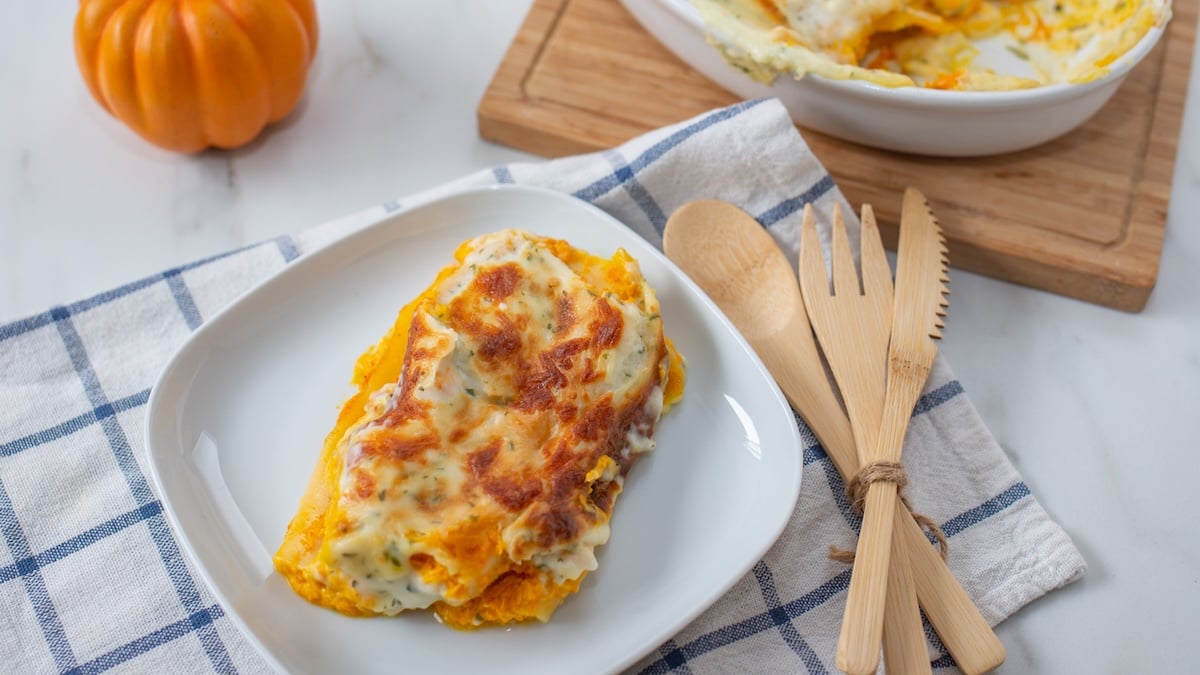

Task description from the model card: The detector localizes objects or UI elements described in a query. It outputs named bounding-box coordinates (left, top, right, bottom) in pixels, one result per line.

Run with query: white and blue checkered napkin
left=0, top=98, right=1085, bottom=674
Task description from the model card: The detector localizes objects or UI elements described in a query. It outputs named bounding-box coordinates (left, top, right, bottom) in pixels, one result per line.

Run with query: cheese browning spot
left=475, top=263, right=522, bottom=300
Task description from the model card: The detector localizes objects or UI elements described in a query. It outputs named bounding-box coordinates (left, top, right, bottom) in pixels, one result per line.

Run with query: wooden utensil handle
left=837, top=482, right=900, bottom=675
left=883, top=521, right=933, bottom=675
left=875, top=362, right=929, bottom=464
left=900, top=504, right=1006, bottom=673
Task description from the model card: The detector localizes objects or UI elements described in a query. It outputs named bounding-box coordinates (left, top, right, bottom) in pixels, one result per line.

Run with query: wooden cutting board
left=478, top=0, right=1196, bottom=311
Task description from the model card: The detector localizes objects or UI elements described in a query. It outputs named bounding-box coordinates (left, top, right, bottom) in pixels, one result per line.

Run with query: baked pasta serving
left=274, top=229, right=685, bottom=628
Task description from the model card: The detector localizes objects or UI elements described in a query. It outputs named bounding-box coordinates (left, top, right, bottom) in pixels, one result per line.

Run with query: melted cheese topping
left=274, top=230, right=685, bottom=628
left=692, top=0, right=1170, bottom=89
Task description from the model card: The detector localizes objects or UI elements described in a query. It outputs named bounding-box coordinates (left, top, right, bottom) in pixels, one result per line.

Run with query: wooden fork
left=798, top=204, right=929, bottom=675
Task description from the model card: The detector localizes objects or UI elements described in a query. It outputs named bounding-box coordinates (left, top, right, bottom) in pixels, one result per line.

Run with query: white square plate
left=145, top=185, right=803, bottom=674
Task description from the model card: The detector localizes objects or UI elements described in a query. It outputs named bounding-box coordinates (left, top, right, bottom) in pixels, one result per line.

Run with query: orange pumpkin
left=74, top=0, right=319, bottom=153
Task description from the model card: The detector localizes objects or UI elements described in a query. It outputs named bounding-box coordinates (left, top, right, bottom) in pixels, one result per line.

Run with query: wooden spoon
left=663, top=200, right=1004, bottom=674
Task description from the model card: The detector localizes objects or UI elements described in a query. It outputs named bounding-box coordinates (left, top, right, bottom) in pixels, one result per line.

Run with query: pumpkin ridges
left=74, top=0, right=130, bottom=114
left=283, top=0, right=319, bottom=59
left=276, top=0, right=320, bottom=120
left=134, top=0, right=207, bottom=153
left=179, top=0, right=272, bottom=149
left=94, top=0, right=157, bottom=133
left=215, top=0, right=313, bottom=122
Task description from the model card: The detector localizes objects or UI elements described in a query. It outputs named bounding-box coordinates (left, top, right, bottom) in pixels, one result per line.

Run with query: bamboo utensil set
left=663, top=189, right=1003, bottom=674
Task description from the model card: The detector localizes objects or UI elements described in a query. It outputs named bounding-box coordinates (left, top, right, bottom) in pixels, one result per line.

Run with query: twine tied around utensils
left=828, top=460, right=950, bottom=564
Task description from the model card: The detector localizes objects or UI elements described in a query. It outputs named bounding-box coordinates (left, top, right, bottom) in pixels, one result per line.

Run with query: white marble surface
left=3, top=1, right=1198, bottom=672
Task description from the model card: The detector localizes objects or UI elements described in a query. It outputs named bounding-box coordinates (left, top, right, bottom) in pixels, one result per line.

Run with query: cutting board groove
left=478, top=0, right=1195, bottom=311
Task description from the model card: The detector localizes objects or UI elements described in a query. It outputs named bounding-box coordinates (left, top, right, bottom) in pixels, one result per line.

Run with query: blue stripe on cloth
left=50, top=312, right=234, bottom=671
left=0, top=389, right=149, bottom=458
left=0, top=238, right=273, bottom=343
left=914, top=380, right=964, bottom=416
left=637, top=570, right=853, bottom=674
left=572, top=99, right=766, bottom=204
left=752, top=562, right=828, bottom=673
left=792, top=411, right=819, bottom=449
left=640, top=640, right=694, bottom=675
left=603, top=151, right=668, bottom=233
left=144, top=515, right=235, bottom=672
left=52, top=321, right=150, bottom=505
left=0, top=479, right=77, bottom=671
left=941, top=481, right=1031, bottom=538
left=923, top=615, right=949, bottom=666
left=801, top=443, right=828, bottom=468
left=0, top=312, right=53, bottom=343
left=162, top=270, right=203, bottom=331
left=63, top=604, right=225, bottom=675
left=804, top=442, right=861, bottom=530
left=756, top=174, right=837, bottom=227
left=932, top=654, right=957, bottom=669
left=913, top=380, right=964, bottom=419
left=492, top=166, right=514, bottom=184
left=0, top=502, right=162, bottom=585
left=274, top=234, right=301, bottom=263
